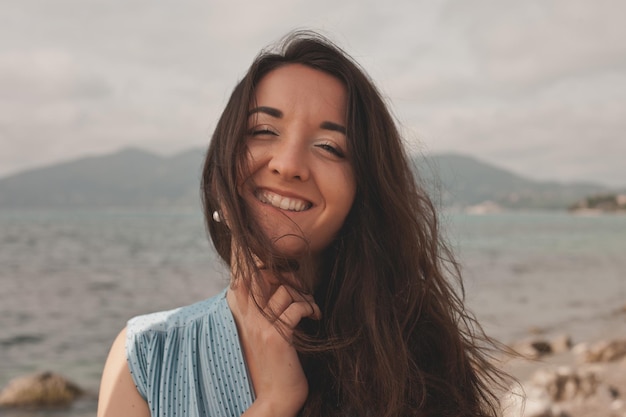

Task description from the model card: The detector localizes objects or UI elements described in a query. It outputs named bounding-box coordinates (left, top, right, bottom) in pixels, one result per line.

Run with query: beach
left=0, top=209, right=624, bottom=416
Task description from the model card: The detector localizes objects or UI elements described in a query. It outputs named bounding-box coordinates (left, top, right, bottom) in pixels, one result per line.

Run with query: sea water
left=1, top=209, right=625, bottom=416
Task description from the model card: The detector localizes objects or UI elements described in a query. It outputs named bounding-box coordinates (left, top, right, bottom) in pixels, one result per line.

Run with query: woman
left=98, top=31, right=507, bottom=417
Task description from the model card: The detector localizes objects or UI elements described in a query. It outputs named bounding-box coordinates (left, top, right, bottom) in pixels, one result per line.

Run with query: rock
left=504, top=336, right=626, bottom=417
left=513, top=338, right=553, bottom=359
left=571, top=342, right=588, bottom=357
left=0, top=371, right=83, bottom=408
left=580, top=339, right=626, bottom=363
left=511, top=334, right=572, bottom=359
left=531, top=366, right=598, bottom=402
left=611, top=398, right=625, bottom=413
left=549, top=334, right=572, bottom=354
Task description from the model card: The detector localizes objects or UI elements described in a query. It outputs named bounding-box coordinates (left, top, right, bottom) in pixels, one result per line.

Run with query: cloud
left=405, top=67, right=626, bottom=185
left=371, top=0, right=626, bottom=186
left=1, top=0, right=625, bottom=187
left=451, top=0, right=626, bottom=89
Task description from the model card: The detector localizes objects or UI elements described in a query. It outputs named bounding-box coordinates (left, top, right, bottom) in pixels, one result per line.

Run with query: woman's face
left=240, top=64, right=356, bottom=258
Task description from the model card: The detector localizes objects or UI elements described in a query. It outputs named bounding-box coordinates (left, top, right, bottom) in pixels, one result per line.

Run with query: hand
left=228, top=279, right=321, bottom=417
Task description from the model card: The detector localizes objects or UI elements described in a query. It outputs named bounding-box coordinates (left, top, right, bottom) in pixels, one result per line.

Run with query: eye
left=248, top=126, right=278, bottom=136
left=315, top=142, right=346, bottom=158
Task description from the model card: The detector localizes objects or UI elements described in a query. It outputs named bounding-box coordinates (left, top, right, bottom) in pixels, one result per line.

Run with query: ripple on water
left=0, top=334, right=45, bottom=348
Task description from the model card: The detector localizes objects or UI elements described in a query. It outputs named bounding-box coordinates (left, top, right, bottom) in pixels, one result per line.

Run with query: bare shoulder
left=97, top=327, right=150, bottom=417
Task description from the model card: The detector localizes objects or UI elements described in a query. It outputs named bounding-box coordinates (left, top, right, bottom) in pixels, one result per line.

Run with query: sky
left=1, top=0, right=625, bottom=187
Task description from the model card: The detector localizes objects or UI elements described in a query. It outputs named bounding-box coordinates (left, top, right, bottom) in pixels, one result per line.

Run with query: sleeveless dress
left=126, top=289, right=255, bottom=417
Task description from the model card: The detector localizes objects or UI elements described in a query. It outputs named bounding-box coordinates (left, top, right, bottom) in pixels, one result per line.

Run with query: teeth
left=256, top=190, right=311, bottom=212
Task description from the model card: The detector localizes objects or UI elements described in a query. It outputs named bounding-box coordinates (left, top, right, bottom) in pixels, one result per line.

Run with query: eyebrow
left=248, top=106, right=283, bottom=118
left=248, top=106, right=347, bottom=135
left=320, top=121, right=346, bottom=135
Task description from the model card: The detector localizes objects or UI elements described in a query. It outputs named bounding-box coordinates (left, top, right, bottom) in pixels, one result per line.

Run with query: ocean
left=1, top=209, right=625, bottom=416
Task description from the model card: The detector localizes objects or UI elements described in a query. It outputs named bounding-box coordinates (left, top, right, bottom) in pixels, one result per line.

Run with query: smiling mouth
left=255, top=189, right=312, bottom=212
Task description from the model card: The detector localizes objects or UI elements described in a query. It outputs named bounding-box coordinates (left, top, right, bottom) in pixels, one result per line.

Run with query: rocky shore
left=502, top=335, right=626, bottom=417
left=1, top=326, right=624, bottom=417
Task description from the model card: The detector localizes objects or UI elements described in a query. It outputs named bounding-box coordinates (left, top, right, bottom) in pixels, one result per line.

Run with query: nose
left=267, top=139, right=310, bottom=181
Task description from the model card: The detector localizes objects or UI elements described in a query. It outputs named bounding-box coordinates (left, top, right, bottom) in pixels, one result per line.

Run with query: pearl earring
left=212, top=210, right=221, bottom=222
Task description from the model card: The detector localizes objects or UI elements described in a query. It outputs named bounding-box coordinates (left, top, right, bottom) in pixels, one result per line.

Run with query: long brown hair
left=202, top=30, right=508, bottom=417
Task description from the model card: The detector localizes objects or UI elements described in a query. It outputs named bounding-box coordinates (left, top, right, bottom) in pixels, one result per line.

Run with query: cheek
left=245, top=141, right=270, bottom=168
left=323, top=170, right=356, bottom=224
left=337, top=169, right=356, bottom=210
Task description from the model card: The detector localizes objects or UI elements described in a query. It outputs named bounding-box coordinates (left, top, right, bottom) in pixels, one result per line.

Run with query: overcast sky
left=1, top=0, right=625, bottom=186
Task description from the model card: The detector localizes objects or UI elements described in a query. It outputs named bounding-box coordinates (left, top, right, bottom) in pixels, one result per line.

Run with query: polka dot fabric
left=126, top=289, right=255, bottom=416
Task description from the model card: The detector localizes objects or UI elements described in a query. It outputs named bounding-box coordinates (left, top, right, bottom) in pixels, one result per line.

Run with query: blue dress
left=126, top=289, right=255, bottom=417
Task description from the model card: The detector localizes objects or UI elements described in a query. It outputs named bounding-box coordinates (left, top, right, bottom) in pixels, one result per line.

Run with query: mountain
left=0, top=148, right=611, bottom=210
left=0, top=147, right=205, bottom=208
left=413, top=153, right=608, bottom=210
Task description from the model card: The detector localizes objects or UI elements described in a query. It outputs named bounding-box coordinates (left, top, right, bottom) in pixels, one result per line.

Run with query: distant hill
left=413, top=153, right=608, bottom=210
left=0, top=147, right=205, bottom=208
left=0, top=148, right=611, bottom=210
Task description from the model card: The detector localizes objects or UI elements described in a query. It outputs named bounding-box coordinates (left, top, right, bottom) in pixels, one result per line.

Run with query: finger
left=282, top=285, right=314, bottom=304
left=279, top=300, right=322, bottom=329
left=265, top=285, right=317, bottom=315
left=280, top=286, right=320, bottom=320
left=265, top=285, right=295, bottom=317
left=263, top=286, right=321, bottom=333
